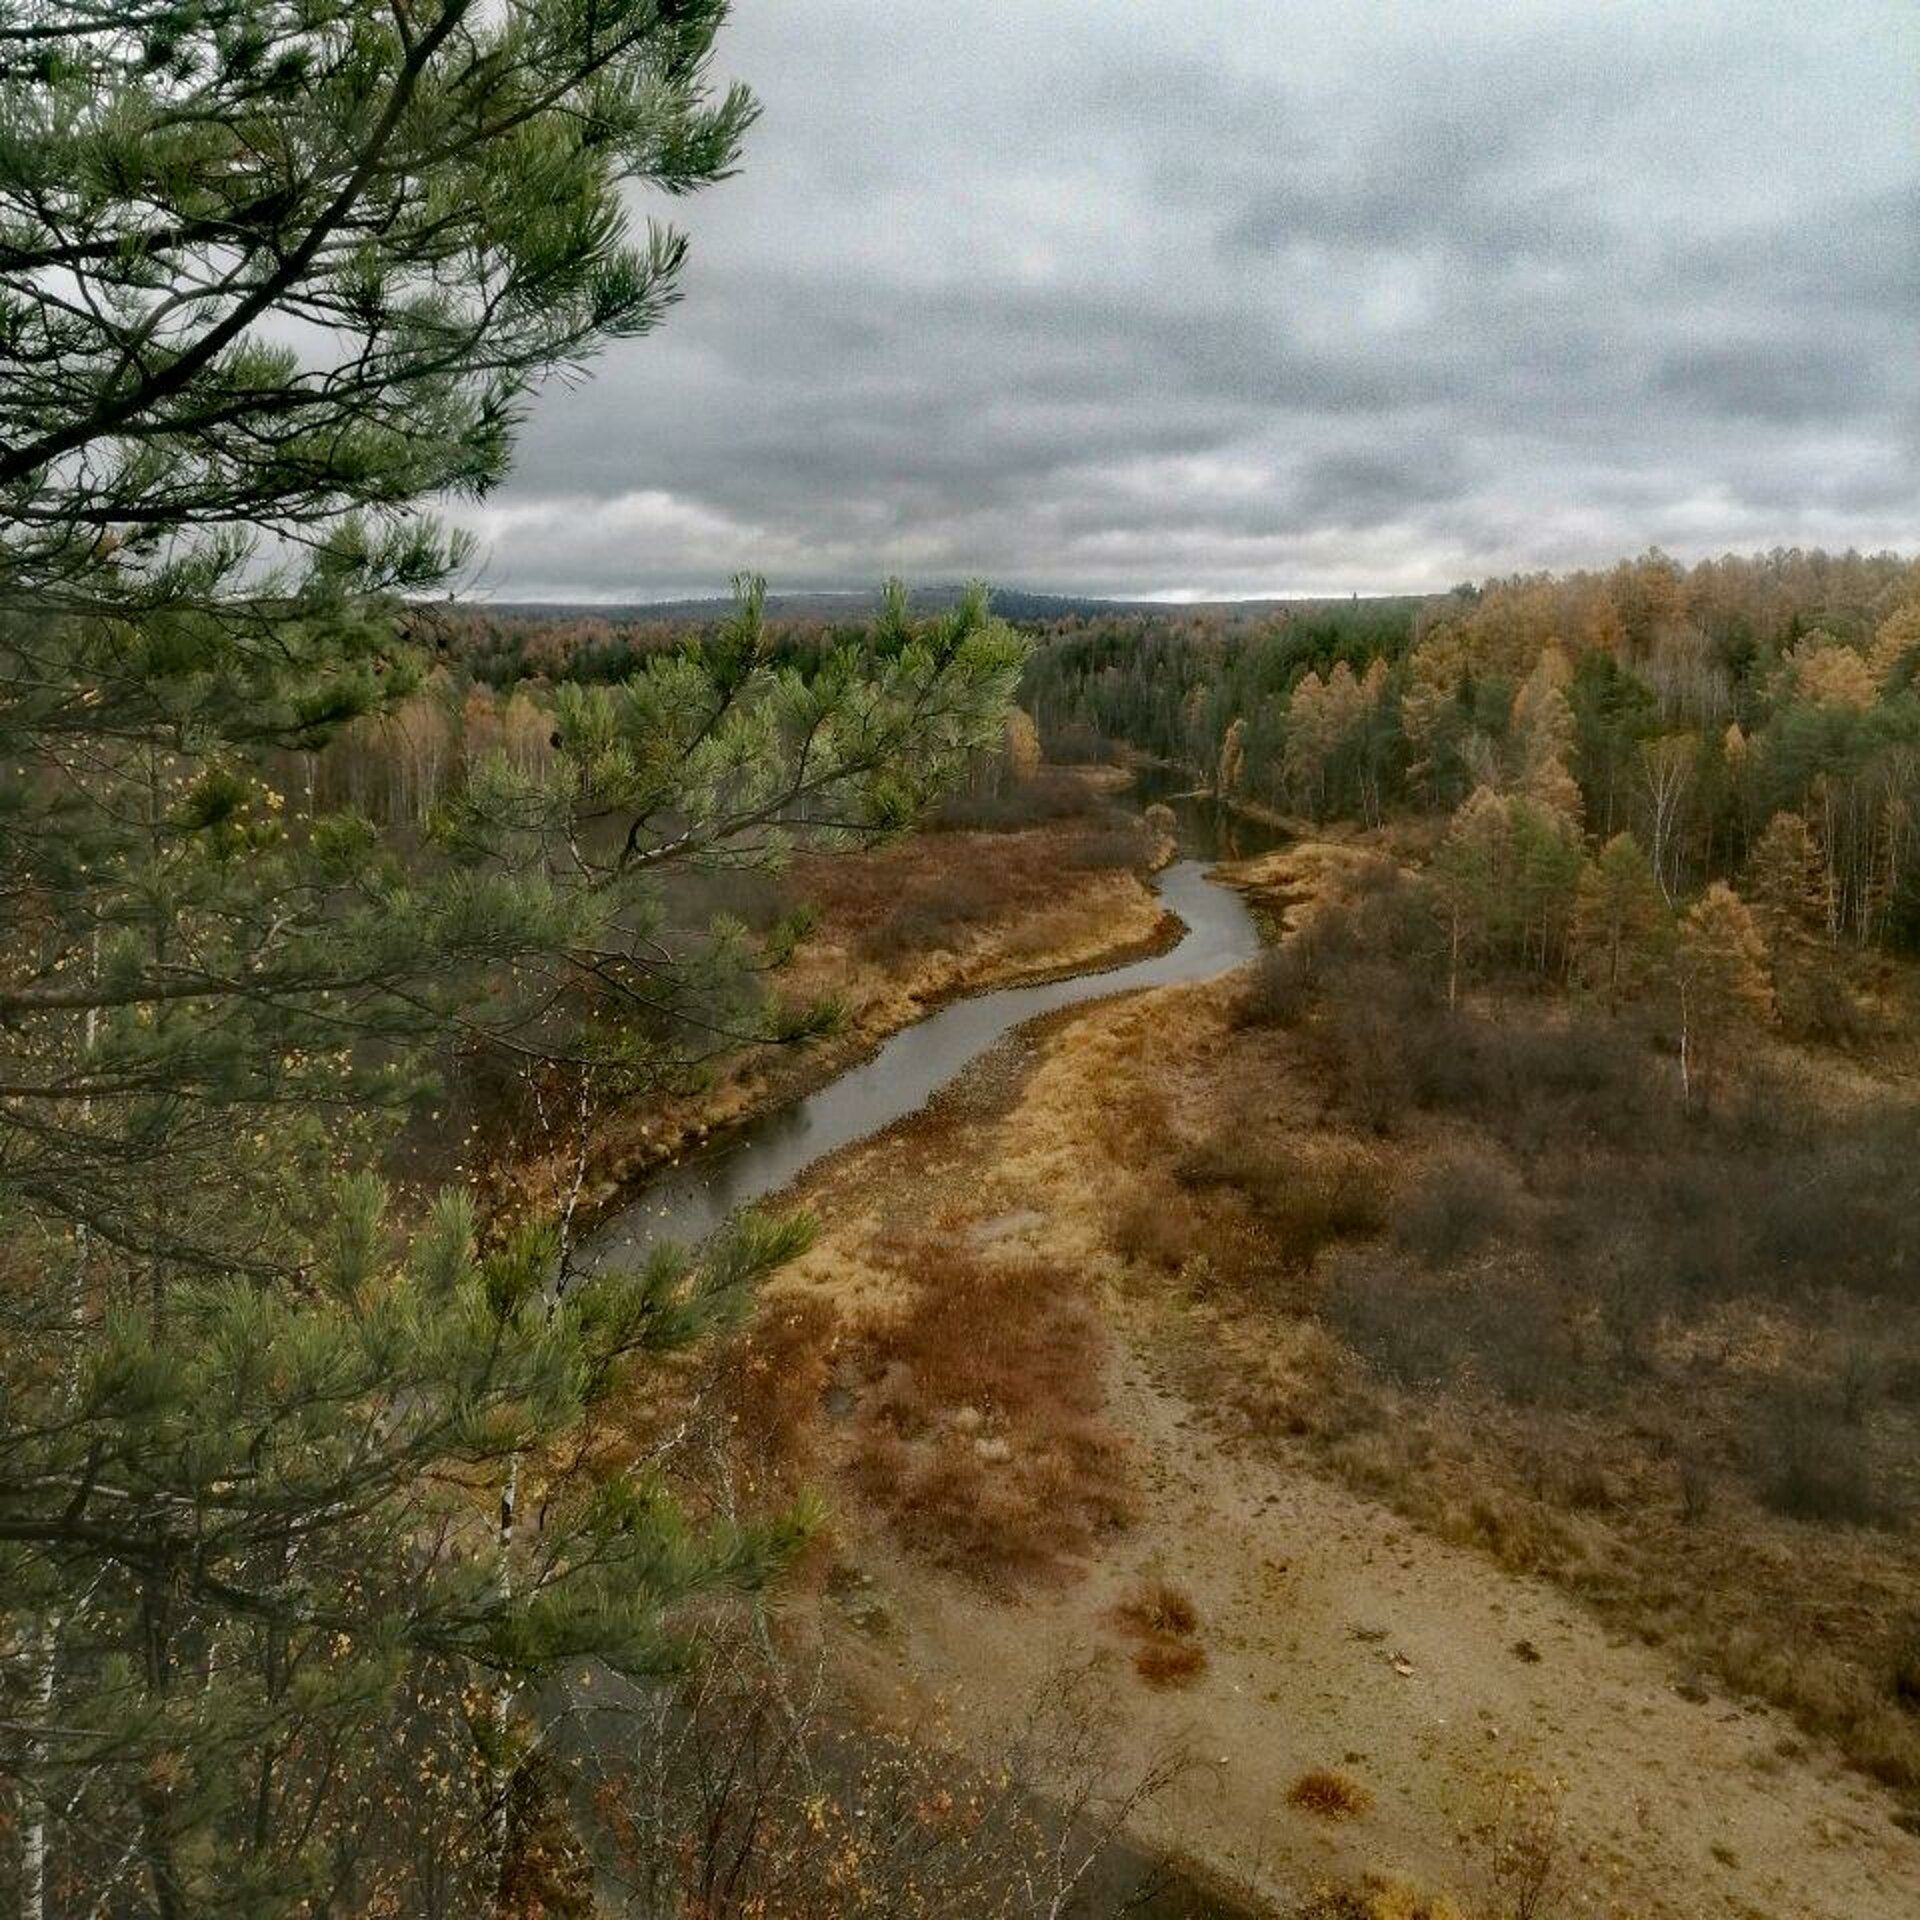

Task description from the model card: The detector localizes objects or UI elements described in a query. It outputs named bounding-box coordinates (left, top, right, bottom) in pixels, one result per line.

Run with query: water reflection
left=1124, top=762, right=1291, bottom=864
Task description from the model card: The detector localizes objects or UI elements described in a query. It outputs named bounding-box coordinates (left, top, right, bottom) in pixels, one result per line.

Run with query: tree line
left=1022, top=551, right=1920, bottom=958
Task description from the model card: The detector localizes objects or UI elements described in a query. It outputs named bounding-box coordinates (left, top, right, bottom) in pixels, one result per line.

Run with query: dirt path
left=851, top=1316, right=1917, bottom=1917
left=775, top=983, right=1920, bottom=1919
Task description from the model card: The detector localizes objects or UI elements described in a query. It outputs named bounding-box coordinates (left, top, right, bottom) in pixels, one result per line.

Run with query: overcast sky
left=456, top=1, right=1919, bottom=602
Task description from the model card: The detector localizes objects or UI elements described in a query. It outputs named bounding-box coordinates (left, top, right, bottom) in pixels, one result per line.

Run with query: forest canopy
left=1020, top=550, right=1920, bottom=951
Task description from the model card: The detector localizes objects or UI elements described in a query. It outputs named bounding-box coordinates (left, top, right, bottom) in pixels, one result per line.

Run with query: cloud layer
left=459, top=2, right=1920, bottom=601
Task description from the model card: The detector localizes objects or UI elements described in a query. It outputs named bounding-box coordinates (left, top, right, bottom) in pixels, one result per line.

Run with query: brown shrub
left=1131, top=1639, right=1207, bottom=1688
left=1286, top=1770, right=1373, bottom=1819
left=1363, top=993, right=1663, bottom=1152
left=1777, top=960, right=1884, bottom=1049
left=1114, top=1579, right=1206, bottom=1689
left=1326, top=973, right=1422, bottom=1134
left=1463, top=1271, right=1571, bottom=1407
left=1235, top=938, right=1323, bottom=1029
left=1322, top=1249, right=1458, bottom=1392
left=854, top=867, right=1001, bottom=961
left=1266, top=1160, right=1386, bottom=1271
left=1750, top=1383, right=1892, bottom=1528
left=1177, top=1136, right=1384, bottom=1271
left=928, top=767, right=1099, bottom=830
left=1322, top=1250, right=1571, bottom=1407
left=790, top=817, right=1142, bottom=976
left=1062, top=823, right=1150, bottom=871
left=1389, top=1150, right=1518, bottom=1267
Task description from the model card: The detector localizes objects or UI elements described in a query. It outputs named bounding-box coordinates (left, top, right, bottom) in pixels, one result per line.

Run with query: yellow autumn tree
left=1869, top=602, right=1920, bottom=692
left=1676, top=882, right=1774, bottom=1105
left=1747, top=810, right=1830, bottom=962
left=1218, top=714, right=1246, bottom=797
left=1783, top=631, right=1878, bottom=711
left=1511, top=646, right=1584, bottom=826
left=1002, top=706, right=1042, bottom=784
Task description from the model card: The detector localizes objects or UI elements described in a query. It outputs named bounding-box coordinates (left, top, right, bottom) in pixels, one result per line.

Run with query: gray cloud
left=457, top=2, right=1920, bottom=601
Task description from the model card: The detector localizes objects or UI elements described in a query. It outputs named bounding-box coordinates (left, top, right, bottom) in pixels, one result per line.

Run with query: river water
left=590, top=787, right=1277, bottom=1267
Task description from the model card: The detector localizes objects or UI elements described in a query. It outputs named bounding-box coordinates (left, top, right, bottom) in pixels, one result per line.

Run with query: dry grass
left=1113, top=1578, right=1208, bottom=1688
left=1110, top=1187, right=1204, bottom=1271
left=844, top=1238, right=1128, bottom=1587
left=1116, top=1578, right=1200, bottom=1639
left=1292, top=1884, right=1467, bottom=1920
left=1286, top=1770, right=1374, bottom=1820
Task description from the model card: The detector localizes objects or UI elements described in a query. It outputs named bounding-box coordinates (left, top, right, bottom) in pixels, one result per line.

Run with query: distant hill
left=470, top=585, right=1426, bottom=627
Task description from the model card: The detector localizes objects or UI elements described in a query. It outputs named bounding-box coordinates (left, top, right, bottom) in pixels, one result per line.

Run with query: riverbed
left=589, top=791, right=1275, bottom=1267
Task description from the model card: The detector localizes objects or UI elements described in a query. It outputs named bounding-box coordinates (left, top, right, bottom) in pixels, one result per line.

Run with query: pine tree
left=1507, top=797, right=1585, bottom=978
left=0, top=8, right=1023, bottom=1916
left=1431, top=786, right=1582, bottom=994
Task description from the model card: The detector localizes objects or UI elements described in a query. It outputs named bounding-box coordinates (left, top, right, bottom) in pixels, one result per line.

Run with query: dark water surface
left=589, top=859, right=1262, bottom=1264
left=588, top=789, right=1273, bottom=1267
left=1127, top=761, right=1293, bottom=865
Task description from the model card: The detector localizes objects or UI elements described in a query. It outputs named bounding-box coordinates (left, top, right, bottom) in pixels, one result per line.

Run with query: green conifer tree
left=1574, top=831, right=1672, bottom=1005
left=0, top=8, right=1023, bottom=1915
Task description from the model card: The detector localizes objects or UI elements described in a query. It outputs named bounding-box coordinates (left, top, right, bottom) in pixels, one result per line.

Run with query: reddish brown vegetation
left=1114, top=1580, right=1208, bottom=1689
left=1286, top=1770, right=1374, bottom=1820
left=790, top=812, right=1144, bottom=966
left=711, top=1295, right=842, bottom=1497
left=846, top=1238, right=1128, bottom=1586
left=1131, top=1639, right=1208, bottom=1689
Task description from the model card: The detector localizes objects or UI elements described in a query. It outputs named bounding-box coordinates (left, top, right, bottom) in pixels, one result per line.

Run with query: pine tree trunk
left=489, top=1456, right=519, bottom=1904
left=487, top=1068, right=593, bottom=1914
left=139, top=1578, right=186, bottom=1920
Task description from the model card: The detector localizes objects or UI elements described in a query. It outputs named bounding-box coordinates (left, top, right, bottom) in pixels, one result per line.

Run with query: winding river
left=574, top=780, right=1277, bottom=1919
left=590, top=783, right=1276, bottom=1266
